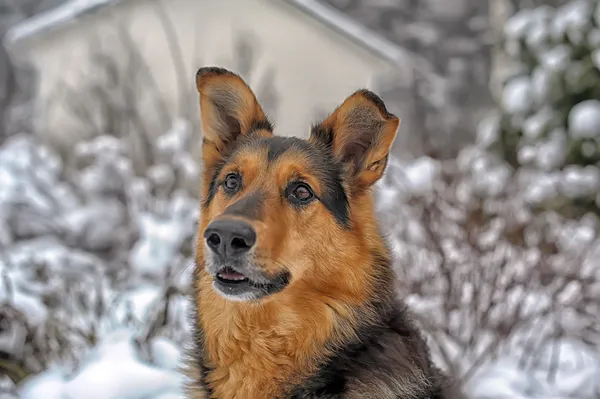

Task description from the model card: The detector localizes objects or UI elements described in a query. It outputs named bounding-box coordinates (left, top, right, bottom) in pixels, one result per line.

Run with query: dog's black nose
left=204, top=219, right=257, bottom=257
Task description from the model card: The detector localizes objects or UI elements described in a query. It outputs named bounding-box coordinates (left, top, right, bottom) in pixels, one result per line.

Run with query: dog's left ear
left=196, top=67, right=272, bottom=169
left=310, top=89, right=400, bottom=191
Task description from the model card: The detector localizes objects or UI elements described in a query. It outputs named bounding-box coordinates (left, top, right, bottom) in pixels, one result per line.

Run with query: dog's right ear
left=196, top=67, right=272, bottom=169
left=309, top=89, right=399, bottom=193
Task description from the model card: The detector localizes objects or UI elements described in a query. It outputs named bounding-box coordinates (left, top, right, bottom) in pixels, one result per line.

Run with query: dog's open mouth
left=210, top=264, right=291, bottom=300
left=216, top=267, right=249, bottom=284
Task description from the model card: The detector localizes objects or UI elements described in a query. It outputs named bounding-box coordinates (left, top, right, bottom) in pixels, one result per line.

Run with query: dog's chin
left=211, top=265, right=290, bottom=302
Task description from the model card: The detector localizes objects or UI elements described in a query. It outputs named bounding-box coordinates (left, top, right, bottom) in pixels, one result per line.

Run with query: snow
left=560, top=165, right=600, bottom=198
left=18, top=371, right=65, bottom=399
left=400, top=156, right=441, bottom=197
left=499, top=0, right=600, bottom=214
left=129, top=208, right=191, bottom=280
left=155, top=119, right=193, bottom=158
left=522, top=171, right=561, bottom=205
left=376, top=156, right=441, bottom=211
left=504, top=10, right=534, bottom=40
left=456, top=147, right=512, bottom=197
left=468, top=340, right=600, bottom=398
left=522, top=107, right=555, bottom=140
left=502, top=76, right=533, bottom=115
left=541, top=45, right=572, bottom=72
left=534, top=130, right=567, bottom=171
left=392, top=28, right=600, bottom=387
left=568, top=100, right=600, bottom=139
left=526, top=21, right=551, bottom=52
left=530, top=66, right=562, bottom=107
left=476, top=113, right=500, bottom=148
left=19, top=330, right=183, bottom=399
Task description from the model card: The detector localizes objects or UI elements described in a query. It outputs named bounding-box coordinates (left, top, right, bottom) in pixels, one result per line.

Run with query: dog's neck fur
left=192, top=193, right=396, bottom=399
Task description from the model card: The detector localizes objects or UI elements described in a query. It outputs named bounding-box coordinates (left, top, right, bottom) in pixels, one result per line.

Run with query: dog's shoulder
left=290, top=301, right=462, bottom=399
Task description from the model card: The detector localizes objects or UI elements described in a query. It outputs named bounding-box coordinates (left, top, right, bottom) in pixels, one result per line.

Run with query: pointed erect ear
left=309, top=89, right=400, bottom=191
left=196, top=67, right=272, bottom=168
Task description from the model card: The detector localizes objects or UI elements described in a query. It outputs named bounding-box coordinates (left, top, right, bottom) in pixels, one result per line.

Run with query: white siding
left=14, top=0, right=395, bottom=145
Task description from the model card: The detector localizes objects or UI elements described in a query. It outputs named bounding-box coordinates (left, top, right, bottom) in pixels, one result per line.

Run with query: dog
left=187, top=67, right=462, bottom=399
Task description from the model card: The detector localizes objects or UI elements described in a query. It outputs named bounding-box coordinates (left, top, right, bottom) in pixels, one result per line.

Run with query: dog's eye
left=223, top=173, right=241, bottom=193
left=287, top=182, right=314, bottom=204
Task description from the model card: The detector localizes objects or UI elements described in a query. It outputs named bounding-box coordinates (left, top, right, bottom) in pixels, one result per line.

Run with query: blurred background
left=1, top=0, right=600, bottom=398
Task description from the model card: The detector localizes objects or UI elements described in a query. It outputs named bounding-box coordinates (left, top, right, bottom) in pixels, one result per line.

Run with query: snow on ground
left=18, top=329, right=185, bottom=399
left=467, top=340, right=600, bottom=398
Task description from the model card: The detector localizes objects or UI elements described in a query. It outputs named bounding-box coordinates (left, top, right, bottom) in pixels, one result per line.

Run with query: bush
left=379, top=148, right=600, bottom=397
left=493, top=0, right=600, bottom=217
left=0, top=126, right=196, bottom=398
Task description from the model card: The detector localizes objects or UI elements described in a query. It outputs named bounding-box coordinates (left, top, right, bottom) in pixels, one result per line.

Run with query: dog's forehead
left=230, top=136, right=326, bottom=170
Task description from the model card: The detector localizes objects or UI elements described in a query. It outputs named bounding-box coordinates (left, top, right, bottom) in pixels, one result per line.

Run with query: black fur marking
left=196, top=66, right=233, bottom=79
left=223, top=190, right=264, bottom=220
left=248, top=118, right=273, bottom=133
left=189, top=268, right=214, bottom=397
left=259, top=136, right=350, bottom=227
left=319, top=172, right=349, bottom=228
left=203, top=159, right=227, bottom=209
left=354, top=89, right=396, bottom=120
left=266, top=136, right=294, bottom=163
left=310, top=123, right=334, bottom=152
left=252, top=269, right=291, bottom=294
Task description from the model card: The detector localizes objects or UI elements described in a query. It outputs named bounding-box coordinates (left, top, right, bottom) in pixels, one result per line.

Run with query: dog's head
left=195, top=67, right=399, bottom=302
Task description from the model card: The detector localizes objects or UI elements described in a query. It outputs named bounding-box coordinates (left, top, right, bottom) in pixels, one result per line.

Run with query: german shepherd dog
left=188, top=67, right=462, bottom=399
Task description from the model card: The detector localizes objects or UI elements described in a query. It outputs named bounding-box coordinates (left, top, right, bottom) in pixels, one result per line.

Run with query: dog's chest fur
left=190, top=288, right=457, bottom=399
left=193, top=278, right=347, bottom=399
left=202, top=324, right=323, bottom=398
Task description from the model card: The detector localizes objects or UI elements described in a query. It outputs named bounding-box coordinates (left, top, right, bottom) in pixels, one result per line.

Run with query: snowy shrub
left=377, top=144, right=600, bottom=397
left=2, top=126, right=599, bottom=399
left=493, top=0, right=600, bottom=218
left=0, top=127, right=196, bottom=398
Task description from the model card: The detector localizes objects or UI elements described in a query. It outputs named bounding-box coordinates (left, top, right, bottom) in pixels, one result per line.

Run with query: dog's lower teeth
left=218, top=273, right=247, bottom=281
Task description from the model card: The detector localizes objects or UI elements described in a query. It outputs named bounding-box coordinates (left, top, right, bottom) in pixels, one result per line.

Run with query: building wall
left=13, top=0, right=395, bottom=149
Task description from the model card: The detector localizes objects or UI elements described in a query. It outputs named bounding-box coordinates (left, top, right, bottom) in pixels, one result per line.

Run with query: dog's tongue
left=218, top=268, right=247, bottom=281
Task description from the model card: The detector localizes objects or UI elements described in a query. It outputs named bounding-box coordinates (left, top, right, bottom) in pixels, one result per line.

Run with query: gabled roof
left=5, top=0, right=124, bottom=46
left=279, top=0, right=408, bottom=65
left=4, top=0, right=410, bottom=67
